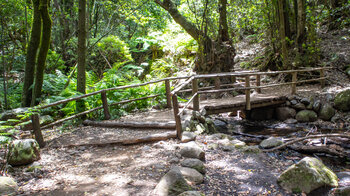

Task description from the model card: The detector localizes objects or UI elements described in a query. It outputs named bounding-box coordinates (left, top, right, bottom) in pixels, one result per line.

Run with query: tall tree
left=77, top=0, right=87, bottom=112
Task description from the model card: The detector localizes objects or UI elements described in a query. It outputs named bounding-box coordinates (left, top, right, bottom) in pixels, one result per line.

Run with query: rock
left=25, top=161, right=43, bottom=172
left=192, top=111, right=206, bottom=124
left=333, top=186, right=350, bottom=196
left=207, top=143, right=219, bottom=150
left=181, top=132, right=196, bottom=143
left=181, top=159, right=205, bottom=174
left=240, top=145, right=261, bottom=153
left=194, top=123, right=206, bottom=135
left=250, top=108, right=274, bottom=120
left=179, top=141, right=205, bottom=161
left=8, top=139, right=40, bottom=166
left=0, top=177, right=18, bottom=195
left=178, top=191, right=204, bottom=196
left=296, top=110, right=318, bottom=122
left=293, top=103, right=306, bottom=110
left=278, top=157, right=338, bottom=194
left=206, top=133, right=229, bottom=140
left=169, top=157, right=180, bottom=164
left=290, top=99, right=298, bottom=105
left=334, top=89, right=350, bottom=111
left=313, top=100, right=322, bottom=112
left=284, top=119, right=298, bottom=124
left=337, top=172, right=350, bottom=187
left=275, top=107, right=296, bottom=121
left=213, top=119, right=227, bottom=133
left=259, top=137, right=283, bottom=149
left=326, top=94, right=335, bottom=102
left=218, top=138, right=246, bottom=151
left=0, top=107, right=28, bottom=121
left=153, top=167, right=192, bottom=196
left=331, top=113, right=342, bottom=123
left=176, top=166, right=204, bottom=185
left=319, top=103, right=336, bottom=121
left=300, top=98, right=310, bottom=105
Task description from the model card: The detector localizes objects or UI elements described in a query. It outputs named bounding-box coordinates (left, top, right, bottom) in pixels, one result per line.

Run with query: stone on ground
left=240, top=145, right=261, bottom=154
left=319, top=103, right=336, bottom=121
left=296, top=110, right=318, bottom=122
left=217, top=138, right=246, bottom=151
left=275, top=107, right=296, bottom=121
left=178, top=191, right=204, bottom=196
left=0, top=176, right=18, bottom=196
left=176, top=166, right=204, bottom=185
left=8, top=139, right=40, bottom=166
left=259, top=137, right=283, bottom=149
left=278, top=157, right=338, bottom=194
left=153, top=167, right=192, bottom=196
left=179, top=141, right=205, bottom=161
left=334, top=89, right=350, bottom=111
left=181, top=158, right=205, bottom=174
left=181, top=132, right=196, bottom=143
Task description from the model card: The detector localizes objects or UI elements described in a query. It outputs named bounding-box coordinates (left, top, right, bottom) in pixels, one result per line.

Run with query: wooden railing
left=170, top=67, right=332, bottom=139
left=30, top=67, right=331, bottom=147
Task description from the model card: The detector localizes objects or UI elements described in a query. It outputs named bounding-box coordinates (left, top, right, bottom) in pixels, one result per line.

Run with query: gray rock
left=296, top=110, right=318, bottom=122
left=0, top=107, right=28, bottom=121
left=176, top=166, right=204, bottom=185
left=284, top=119, right=298, bottom=124
left=259, top=137, right=283, bottom=149
left=206, top=133, right=229, bottom=140
left=213, top=119, right=227, bottom=133
left=334, top=89, right=350, bottom=111
left=326, top=94, right=335, bottom=102
left=337, top=172, right=350, bottom=187
left=319, top=103, right=336, bottom=121
left=278, top=157, right=338, bottom=194
left=8, top=139, right=40, bottom=166
left=178, top=191, right=204, bottom=196
left=290, top=99, right=298, bottom=105
left=193, top=111, right=206, bottom=124
left=194, top=123, right=206, bottom=135
left=0, top=177, right=18, bottom=196
left=250, top=108, right=274, bottom=120
left=276, top=107, right=296, bottom=121
left=333, top=186, right=350, bottom=196
left=179, top=141, right=205, bottom=161
left=181, top=159, right=205, bottom=174
left=293, top=103, right=306, bottom=110
left=300, top=98, right=310, bottom=105
left=153, top=167, right=192, bottom=196
left=331, top=113, right=342, bottom=123
left=169, top=157, right=180, bottom=164
left=286, top=101, right=291, bottom=106
left=181, top=132, right=196, bottom=143
left=313, top=100, right=322, bottom=112
left=240, top=145, right=261, bottom=153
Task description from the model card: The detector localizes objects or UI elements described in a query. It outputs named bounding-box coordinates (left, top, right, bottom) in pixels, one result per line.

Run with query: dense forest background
left=0, top=0, right=349, bottom=118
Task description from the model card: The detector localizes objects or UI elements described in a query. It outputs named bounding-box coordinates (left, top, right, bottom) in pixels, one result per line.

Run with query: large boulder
left=181, top=159, right=205, bottom=174
left=153, top=167, right=192, bottom=196
left=179, top=141, right=205, bottom=161
left=8, top=139, right=40, bottom=166
left=0, top=177, right=18, bottom=195
left=334, top=89, right=350, bottom=111
left=176, top=166, right=204, bottom=185
left=278, top=157, right=338, bottom=194
left=259, top=137, right=283, bottom=149
left=275, top=107, right=296, bottom=121
left=319, top=103, right=336, bottom=121
left=296, top=110, right=318, bottom=122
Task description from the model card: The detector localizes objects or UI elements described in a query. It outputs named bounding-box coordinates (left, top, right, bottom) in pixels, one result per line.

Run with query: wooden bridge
left=30, top=67, right=331, bottom=147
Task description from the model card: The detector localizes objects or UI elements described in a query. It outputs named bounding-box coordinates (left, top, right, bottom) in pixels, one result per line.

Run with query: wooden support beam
left=101, top=91, right=111, bottom=120
left=245, top=76, right=251, bottom=111
left=165, top=79, right=172, bottom=108
left=320, top=69, right=325, bottom=88
left=256, top=74, right=261, bottom=93
left=31, top=114, right=46, bottom=148
left=192, top=78, right=199, bottom=111
left=292, top=72, right=297, bottom=95
left=172, top=94, right=182, bottom=139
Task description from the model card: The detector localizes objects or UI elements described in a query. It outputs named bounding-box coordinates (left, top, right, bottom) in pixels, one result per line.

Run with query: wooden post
left=101, top=91, right=111, bottom=120
left=165, top=79, right=172, bottom=108
left=292, top=72, right=297, bottom=95
left=172, top=94, right=182, bottom=139
left=31, top=114, right=46, bottom=148
left=256, top=74, right=261, bottom=93
left=192, top=78, right=199, bottom=111
left=215, top=77, right=221, bottom=98
left=320, top=69, right=325, bottom=88
left=245, top=76, right=251, bottom=111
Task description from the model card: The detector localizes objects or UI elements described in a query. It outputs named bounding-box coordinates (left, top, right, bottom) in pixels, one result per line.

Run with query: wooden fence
left=30, top=67, right=331, bottom=147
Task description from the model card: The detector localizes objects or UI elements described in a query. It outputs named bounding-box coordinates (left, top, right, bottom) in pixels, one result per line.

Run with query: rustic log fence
left=30, top=67, right=331, bottom=147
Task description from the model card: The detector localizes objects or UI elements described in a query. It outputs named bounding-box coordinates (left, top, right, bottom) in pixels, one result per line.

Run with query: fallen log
left=54, top=132, right=177, bottom=148
left=263, top=133, right=350, bottom=152
left=83, top=120, right=176, bottom=129
left=288, top=144, right=347, bottom=158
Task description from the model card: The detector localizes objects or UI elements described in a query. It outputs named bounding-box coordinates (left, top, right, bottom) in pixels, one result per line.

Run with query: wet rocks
left=275, top=107, right=296, bottom=121
left=334, top=89, right=350, bottom=111
left=319, top=103, right=336, bottom=121
left=296, top=110, right=318, bottom=122
left=278, top=157, right=338, bottom=194
left=259, top=137, right=283, bottom=149
left=0, top=177, right=18, bottom=196
left=8, top=139, right=41, bottom=166
left=250, top=108, right=274, bottom=120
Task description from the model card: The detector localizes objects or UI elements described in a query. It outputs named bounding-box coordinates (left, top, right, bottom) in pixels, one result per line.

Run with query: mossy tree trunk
left=278, top=0, right=289, bottom=69
left=22, top=0, right=42, bottom=107
left=77, top=0, right=87, bottom=112
left=296, top=0, right=306, bottom=52
left=31, top=0, right=52, bottom=106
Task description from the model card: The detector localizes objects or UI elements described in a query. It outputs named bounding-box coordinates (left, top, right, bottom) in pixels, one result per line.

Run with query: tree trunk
left=77, top=0, right=87, bottom=112
left=31, top=0, right=52, bottom=106
left=218, top=0, right=229, bottom=43
left=278, top=0, right=289, bottom=69
left=296, top=0, right=306, bottom=52
left=22, top=0, right=41, bottom=107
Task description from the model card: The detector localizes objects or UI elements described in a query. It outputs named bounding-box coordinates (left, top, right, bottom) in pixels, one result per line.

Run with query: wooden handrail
left=178, top=93, right=198, bottom=116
